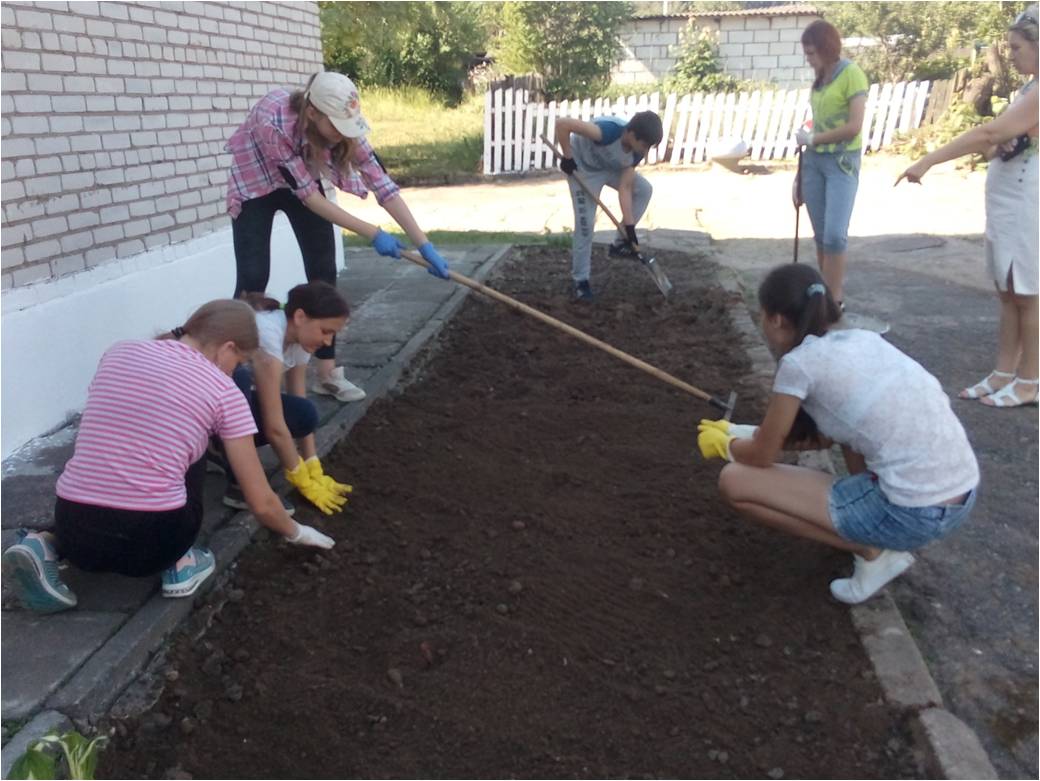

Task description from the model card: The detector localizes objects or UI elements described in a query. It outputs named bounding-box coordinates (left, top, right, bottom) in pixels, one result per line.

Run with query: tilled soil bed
left=103, top=247, right=924, bottom=779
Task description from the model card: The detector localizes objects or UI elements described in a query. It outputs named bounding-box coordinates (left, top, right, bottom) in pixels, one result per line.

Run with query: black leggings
left=54, top=457, right=206, bottom=577
left=232, top=186, right=338, bottom=360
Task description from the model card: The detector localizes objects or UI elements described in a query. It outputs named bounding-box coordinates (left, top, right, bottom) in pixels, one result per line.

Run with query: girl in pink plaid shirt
left=225, top=71, right=451, bottom=404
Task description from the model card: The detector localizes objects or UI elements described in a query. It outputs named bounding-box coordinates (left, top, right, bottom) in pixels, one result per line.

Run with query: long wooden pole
left=400, top=249, right=732, bottom=412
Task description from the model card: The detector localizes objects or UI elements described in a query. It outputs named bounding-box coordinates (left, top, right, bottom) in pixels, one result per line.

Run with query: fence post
left=882, top=81, right=907, bottom=147
left=504, top=87, right=515, bottom=171
left=690, top=92, right=710, bottom=163
left=545, top=100, right=557, bottom=168
left=483, top=88, right=493, bottom=175
left=670, top=94, right=690, bottom=165
left=912, top=80, right=931, bottom=129
left=513, top=87, right=525, bottom=172
left=647, top=91, right=661, bottom=164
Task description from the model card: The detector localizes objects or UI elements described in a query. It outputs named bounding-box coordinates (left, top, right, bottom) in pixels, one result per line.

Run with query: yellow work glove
left=285, top=458, right=347, bottom=516
left=699, top=419, right=759, bottom=440
left=304, top=456, right=353, bottom=498
left=697, top=419, right=735, bottom=461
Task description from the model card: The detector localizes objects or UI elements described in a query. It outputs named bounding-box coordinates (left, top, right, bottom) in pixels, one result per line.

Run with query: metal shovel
left=543, top=135, right=674, bottom=298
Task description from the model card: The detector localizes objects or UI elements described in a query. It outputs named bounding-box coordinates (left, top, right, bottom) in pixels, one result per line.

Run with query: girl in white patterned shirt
left=697, top=264, right=979, bottom=604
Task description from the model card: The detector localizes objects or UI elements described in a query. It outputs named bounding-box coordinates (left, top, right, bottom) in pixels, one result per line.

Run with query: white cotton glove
left=795, top=127, right=814, bottom=147
left=286, top=522, right=335, bottom=550
left=728, top=423, right=759, bottom=439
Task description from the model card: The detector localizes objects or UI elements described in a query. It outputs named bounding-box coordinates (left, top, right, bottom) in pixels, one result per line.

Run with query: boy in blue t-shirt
left=554, top=111, right=663, bottom=301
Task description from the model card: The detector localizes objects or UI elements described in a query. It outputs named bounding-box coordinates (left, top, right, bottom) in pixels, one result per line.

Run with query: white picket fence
left=483, top=80, right=932, bottom=175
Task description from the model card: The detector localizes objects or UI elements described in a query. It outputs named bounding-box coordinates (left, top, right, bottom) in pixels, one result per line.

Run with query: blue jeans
left=801, top=149, right=861, bottom=254
left=232, top=364, right=318, bottom=446
left=829, top=472, right=976, bottom=551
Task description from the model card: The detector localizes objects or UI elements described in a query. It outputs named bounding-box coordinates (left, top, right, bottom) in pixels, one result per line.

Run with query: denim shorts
left=801, top=149, right=861, bottom=254
left=829, top=472, right=976, bottom=551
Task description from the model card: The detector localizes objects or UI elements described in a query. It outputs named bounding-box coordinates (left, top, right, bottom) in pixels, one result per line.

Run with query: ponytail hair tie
left=806, top=283, right=826, bottom=297
left=171, top=326, right=186, bottom=338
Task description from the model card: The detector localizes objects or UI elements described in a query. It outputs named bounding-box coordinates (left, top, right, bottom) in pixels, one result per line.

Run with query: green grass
left=344, top=228, right=572, bottom=249
left=362, top=87, right=484, bottom=185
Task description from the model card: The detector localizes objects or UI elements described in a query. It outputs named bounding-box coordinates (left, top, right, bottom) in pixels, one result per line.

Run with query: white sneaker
left=829, top=550, right=915, bottom=604
left=310, top=366, right=366, bottom=402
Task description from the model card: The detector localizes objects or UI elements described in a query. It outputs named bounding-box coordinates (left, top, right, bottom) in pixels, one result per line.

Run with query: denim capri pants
left=801, top=149, right=861, bottom=254
left=829, top=472, right=976, bottom=551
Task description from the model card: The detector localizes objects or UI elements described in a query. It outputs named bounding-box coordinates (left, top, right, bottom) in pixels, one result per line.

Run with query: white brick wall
left=1, top=0, right=324, bottom=290
left=613, top=12, right=820, bottom=89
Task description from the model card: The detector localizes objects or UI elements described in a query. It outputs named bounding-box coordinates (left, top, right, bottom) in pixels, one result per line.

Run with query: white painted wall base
left=1, top=215, right=345, bottom=460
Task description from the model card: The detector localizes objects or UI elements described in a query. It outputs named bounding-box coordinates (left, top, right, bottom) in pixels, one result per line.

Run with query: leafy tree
left=666, top=26, right=742, bottom=93
left=320, top=2, right=490, bottom=103
left=818, top=2, right=1020, bottom=83
left=491, top=2, right=633, bottom=99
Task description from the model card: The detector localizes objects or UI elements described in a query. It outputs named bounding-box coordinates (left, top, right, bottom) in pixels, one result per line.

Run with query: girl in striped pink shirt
left=2, top=300, right=335, bottom=614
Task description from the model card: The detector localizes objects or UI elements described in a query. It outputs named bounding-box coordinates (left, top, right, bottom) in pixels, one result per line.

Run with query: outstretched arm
left=896, top=89, right=1039, bottom=184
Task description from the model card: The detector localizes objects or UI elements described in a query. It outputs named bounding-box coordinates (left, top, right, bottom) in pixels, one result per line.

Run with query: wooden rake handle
left=400, top=249, right=725, bottom=408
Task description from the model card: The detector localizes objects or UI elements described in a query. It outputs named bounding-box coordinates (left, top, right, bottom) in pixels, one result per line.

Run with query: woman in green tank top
left=792, top=20, right=869, bottom=311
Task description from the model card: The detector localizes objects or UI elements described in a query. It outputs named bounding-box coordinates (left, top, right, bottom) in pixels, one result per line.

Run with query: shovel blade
left=642, top=255, right=673, bottom=298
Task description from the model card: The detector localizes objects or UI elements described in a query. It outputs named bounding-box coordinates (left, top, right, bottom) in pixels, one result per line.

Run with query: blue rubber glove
left=372, top=228, right=405, bottom=259
left=419, top=242, right=451, bottom=280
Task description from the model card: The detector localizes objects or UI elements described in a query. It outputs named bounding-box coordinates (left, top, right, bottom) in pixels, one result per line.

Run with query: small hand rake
left=399, top=249, right=736, bottom=417
left=541, top=135, right=673, bottom=298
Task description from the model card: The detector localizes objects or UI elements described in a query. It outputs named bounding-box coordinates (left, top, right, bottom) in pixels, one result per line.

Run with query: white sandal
left=959, top=370, right=1014, bottom=399
left=979, top=377, right=1039, bottom=408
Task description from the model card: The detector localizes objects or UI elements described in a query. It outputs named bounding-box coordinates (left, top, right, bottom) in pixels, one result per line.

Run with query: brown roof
left=633, top=4, right=819, bottom=20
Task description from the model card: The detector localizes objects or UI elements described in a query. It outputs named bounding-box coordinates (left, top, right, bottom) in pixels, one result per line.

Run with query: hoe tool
left=542, top=135, right=673, bottom=298
left=400, top=249, right=736, bottom=417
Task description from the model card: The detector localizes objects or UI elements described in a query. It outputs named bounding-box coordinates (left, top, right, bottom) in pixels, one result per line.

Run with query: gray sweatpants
left=567, top=171, right=652, bottom=282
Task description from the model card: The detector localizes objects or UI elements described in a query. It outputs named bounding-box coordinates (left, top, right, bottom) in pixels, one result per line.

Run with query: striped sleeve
left=214, top=383, right=258, bottom=440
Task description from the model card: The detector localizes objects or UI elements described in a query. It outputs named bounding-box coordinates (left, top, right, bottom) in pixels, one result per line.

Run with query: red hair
left=802, top=20, right=843, bottom=86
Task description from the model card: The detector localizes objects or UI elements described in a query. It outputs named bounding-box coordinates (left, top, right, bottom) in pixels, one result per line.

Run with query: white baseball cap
left=304, top=71, right=371, bottom=138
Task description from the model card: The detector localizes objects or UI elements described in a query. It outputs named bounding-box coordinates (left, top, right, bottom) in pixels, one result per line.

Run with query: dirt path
left=102, top=247, right=924, bottom=780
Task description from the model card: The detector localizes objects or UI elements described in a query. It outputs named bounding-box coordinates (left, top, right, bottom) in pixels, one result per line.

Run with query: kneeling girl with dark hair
left=697, top=264, right=979, bottom=604
left=3, top=300, right=334, bottom=614
left=227, top=281, right=354, bottom=516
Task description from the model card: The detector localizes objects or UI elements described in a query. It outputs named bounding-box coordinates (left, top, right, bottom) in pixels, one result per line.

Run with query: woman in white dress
left=897, top=6, right=1039, bottom=408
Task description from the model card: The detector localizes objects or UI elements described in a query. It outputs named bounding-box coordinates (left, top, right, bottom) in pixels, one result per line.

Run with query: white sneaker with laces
left=829, top=550, right=915, bottom=604
left=310, top=366, right=366, bottom=402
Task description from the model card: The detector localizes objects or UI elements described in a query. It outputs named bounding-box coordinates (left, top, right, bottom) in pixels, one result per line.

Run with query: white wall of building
left=0, top=1, right=338, bottom=458
left=613, top=10, right=820, bottom=89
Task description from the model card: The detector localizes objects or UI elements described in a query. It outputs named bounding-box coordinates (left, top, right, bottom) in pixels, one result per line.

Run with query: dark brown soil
left=102, top=247, right=924, bottom=779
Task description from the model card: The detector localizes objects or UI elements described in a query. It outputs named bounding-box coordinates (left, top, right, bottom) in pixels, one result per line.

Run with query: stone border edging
left=2, top=246, right=513, bottom=776
left=714, top=261, right=998, bottom=780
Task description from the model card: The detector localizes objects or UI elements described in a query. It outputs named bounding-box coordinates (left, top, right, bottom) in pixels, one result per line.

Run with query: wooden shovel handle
left=540, top=134, right=630, bottom=241
left=400, top=249, right=716, bottom=405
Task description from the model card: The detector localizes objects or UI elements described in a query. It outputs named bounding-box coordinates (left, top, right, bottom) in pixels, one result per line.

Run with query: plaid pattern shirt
left=225, top=89, right=400, bottom=218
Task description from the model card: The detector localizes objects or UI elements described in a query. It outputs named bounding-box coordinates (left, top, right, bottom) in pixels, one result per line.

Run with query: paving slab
left=2, top=611, right=125, bottom=721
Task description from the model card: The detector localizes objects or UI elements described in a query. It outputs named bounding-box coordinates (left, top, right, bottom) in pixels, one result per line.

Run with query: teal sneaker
left=161, top=547, right=215, bottom=598
left=2, top=532, right=77, bottom=613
